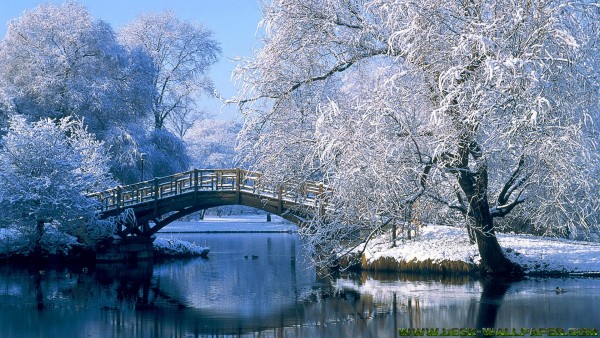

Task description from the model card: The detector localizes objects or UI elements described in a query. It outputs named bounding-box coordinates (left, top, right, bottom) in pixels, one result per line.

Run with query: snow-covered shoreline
left=360, top=225, right=600, bottom=275
left=2, top=215, right=598, bottom=275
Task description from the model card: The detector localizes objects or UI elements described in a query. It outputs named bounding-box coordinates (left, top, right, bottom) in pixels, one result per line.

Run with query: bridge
left=90, top=168, right=327, bottom=238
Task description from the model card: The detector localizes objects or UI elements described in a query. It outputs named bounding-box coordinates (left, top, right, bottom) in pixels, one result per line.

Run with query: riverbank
left=2, top=216, right=598, bottom=276
left=0, top=215, right=291, bottom=263
left=359, top=225, right=600, bottom=276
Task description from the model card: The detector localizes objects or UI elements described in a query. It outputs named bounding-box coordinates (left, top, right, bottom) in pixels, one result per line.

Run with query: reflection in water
left=476, top=277, right=512, bottom=334
left=34, top=273, right=44, bottom=311
left=0, top=233, right=598, bottom=337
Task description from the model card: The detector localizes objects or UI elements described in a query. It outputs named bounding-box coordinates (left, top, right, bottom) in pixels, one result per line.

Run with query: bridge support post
left=116, top=187, right=122, bottom=232
left=153, top=178, right=159, bottom=218
left=236, top=168, right=241, bottom=204
left=142, top=221, right=150, bottom=233
left=194, top=169, right=199, bottom=204
left=277, top=185, right=283, bottom=214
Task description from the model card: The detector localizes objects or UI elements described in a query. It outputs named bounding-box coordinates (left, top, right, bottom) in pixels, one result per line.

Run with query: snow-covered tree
left=185, top=119, right=241, bottom=169
left=102, top=124, right=191, bottom=183
left=0, top=2, right=157, bottom=184
left=0, top=2, right=155, bottom=134
left=147, top=129, right=191, bottom=178
left=235, top=1, right=600, bottom=274
left=101, top=123, right=147, bottom=184
left=0, top=116, right=114, bottom=255
left=119, top=11, right=221, bottom=133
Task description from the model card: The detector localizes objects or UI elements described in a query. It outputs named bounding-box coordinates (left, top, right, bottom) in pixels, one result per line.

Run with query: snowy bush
left=153, top=237, right=209, bottom=258
left=38, top=225, right=80, bottom=256
left=0, top=228, right=30, bottom=257
left=0, top=115, right=114, bottom=255
left=0, top=223, right=79, bottom=257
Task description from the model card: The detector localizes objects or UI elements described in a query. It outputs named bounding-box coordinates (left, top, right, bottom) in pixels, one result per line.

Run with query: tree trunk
left=456, top=152, right=522, bottom=276
left=472, top=211, right=521, bottom=275
left=33, top=220, right=45, bottom=258
left=466, top=219, right=476, bottom=244
left=154, top=113, right=164, bottom=131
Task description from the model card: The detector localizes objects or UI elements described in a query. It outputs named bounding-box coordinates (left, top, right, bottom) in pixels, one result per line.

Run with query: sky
left=0, top=0, right=264, bottom=120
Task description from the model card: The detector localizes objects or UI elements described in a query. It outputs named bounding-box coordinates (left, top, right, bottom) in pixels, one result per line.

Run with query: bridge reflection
left=96, top=260, right=327, bottom=336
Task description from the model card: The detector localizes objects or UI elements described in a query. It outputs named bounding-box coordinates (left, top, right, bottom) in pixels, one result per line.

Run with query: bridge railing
left=90, top=168, right=328, bottom=212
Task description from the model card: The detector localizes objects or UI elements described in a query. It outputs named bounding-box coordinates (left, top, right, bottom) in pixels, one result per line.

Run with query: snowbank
left=360, top=225, right=600, bottom=275
left=153, top=237, right=210, bottom=258
left=498, top=233, right=600, bottom=275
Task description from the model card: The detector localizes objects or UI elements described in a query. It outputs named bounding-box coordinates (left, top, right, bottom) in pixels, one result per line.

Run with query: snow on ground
left=363, top=225, right=600, bottom=274
left=498, top=233, right=600, bottom=274
left=158, top=214, right=297, bottom=233
left=363, top=225, right=481, bottom=266
left=153, top=237, right=210, bottom=257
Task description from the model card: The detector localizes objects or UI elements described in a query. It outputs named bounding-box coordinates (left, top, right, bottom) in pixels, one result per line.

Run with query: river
left=0, top=224, right=598, bottom=337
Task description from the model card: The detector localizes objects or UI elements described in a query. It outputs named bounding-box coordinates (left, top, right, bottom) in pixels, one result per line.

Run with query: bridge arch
left=91, top=169, right=325, bottom=237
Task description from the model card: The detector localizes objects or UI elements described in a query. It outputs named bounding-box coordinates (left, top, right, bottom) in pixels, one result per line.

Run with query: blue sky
left=0, top=0, right=264, bottom=120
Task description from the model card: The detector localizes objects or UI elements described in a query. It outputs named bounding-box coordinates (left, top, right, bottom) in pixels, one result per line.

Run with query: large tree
left=236, top=0, right=600, bottom=274
left=0, top=2, right=154, bottom=134
left=0, top=3, right=204, bottom=184
left=185, top=119, right=241, bottom=169
left=119, top=11, right=221, bottom=133
left=0, top=2, right=158, bottom=184
left=0, top=116, right=114, bottom=255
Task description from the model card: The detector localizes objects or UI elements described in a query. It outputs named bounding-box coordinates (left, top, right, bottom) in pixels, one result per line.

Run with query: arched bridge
left=90, top=169, right=327, bottom=237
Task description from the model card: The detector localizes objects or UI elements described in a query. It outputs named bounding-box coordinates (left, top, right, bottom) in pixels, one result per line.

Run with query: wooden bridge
left=90, top=168, right=326, bottom=238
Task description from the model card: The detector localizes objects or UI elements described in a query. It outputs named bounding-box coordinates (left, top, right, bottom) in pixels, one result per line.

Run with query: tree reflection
left=328, top=271, right=515, bottom=337
left=1, top=255, right=598, bottom=337
left=96, top=261, right=153, bottom=308
left=476, top=277, right=512, bottom=334
left=33, top=273, right=44, bottom=311
left=87, top=268, right=512, bottom=336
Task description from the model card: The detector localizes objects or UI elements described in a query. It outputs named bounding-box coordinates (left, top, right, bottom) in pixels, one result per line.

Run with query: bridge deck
left=89, top=169, right=327, bottom=236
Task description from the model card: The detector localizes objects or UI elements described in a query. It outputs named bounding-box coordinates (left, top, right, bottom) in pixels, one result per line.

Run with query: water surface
left=0, top=232, right=598, bottom=337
